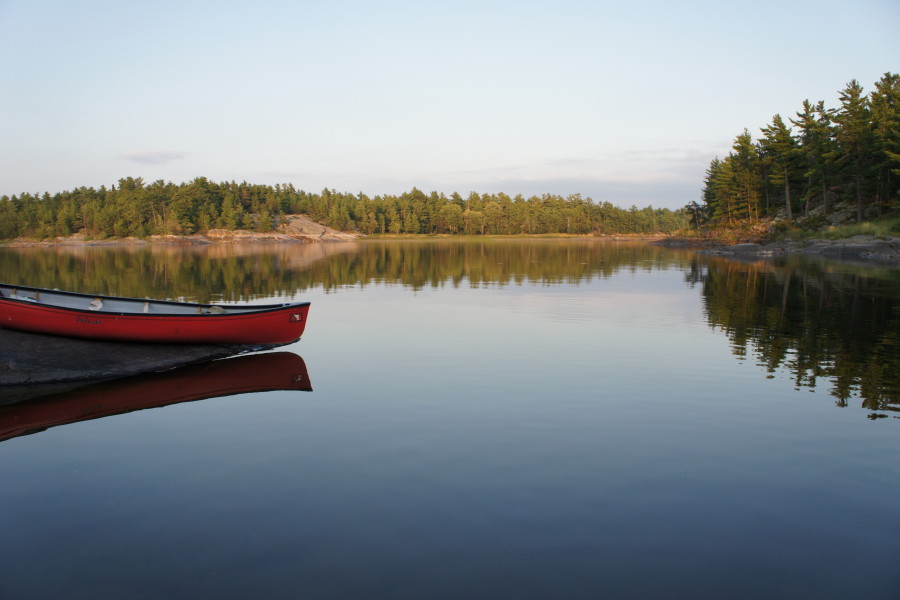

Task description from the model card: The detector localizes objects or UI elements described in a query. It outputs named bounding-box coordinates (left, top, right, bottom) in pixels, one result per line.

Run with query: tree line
left=694, top=72, right=900, bottom=225
left=0, top=178, right=688, bottom=240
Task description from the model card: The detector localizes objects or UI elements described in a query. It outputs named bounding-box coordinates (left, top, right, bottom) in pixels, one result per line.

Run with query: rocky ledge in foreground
left=0, top=328, right=277, bottom=402
left=693, top=236, right=900, bottom=262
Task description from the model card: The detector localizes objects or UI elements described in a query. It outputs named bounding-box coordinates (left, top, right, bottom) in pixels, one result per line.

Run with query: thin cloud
left=121, top=151, right=186, bottom=165
left=417, top=155, right=708, bottom=209
left=440, top=153, right=704, bottom=188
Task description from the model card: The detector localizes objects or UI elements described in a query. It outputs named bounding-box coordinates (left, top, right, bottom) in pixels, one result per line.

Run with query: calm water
left=1, top=240, right=898, bottom=599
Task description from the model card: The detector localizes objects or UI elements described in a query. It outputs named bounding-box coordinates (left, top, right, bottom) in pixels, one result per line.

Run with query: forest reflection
left=0, top=240, right=691, bottom=301
left=689, top=256, right=899, bottom=413
left=2, top=240, right=896, bottom=411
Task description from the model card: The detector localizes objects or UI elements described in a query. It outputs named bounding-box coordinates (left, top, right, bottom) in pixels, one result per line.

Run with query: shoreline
left=0, top=215, right=361, bottom=247
left=3, top=230, right=898, bottom=263
left=0, top=231, right=670, bottom=247
left=657, top=235, right=900, bottom=263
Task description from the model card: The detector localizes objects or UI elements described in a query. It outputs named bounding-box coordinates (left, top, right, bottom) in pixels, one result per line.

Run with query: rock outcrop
left=697, top=236, right=900, bottom=262
left=3, top=214, right=362, bottom=247
left=0, top=327, right=273, bottom=394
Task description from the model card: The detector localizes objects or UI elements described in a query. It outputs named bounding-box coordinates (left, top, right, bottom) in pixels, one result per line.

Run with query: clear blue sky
left=1, top=0, right=897, bottom=210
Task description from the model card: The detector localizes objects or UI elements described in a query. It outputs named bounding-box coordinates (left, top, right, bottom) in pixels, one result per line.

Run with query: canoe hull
left=0, top=285, right=309, bottom=345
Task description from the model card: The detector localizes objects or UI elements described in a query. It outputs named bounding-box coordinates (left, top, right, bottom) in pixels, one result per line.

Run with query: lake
left=1, top=239, right=898, bottom=599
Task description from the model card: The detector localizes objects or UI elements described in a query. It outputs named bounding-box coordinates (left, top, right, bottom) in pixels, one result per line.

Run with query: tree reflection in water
left=688, top=256, right=899, bottom=413
left=2, top=240, right=896, bottom=412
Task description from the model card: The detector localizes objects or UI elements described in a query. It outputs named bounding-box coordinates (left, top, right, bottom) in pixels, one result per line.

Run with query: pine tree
left=870, top=72, right=900, bottom=211
left=731, top=130, right=763, bottom=220
left=759, top=115, right=798, bottom=219
left=833, top=79, right=874, bottom=221
left=792, top=100, right=836, bottom=215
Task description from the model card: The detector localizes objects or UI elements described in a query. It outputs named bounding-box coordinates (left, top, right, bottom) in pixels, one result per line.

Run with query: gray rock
left=729, top=243, right=764, bottom=253
left=0, top=327, right=274, bottom=390
left=691, top=236, right=900, bottom=263
left=817, top=240, right=895, bottom=257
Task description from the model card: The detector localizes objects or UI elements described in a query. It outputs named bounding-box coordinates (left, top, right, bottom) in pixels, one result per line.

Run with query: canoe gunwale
left=0, top=283, right=309, bottom=318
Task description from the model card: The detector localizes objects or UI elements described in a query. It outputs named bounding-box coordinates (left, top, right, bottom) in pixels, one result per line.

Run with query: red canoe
left=0, top=284, right=310, bottom=345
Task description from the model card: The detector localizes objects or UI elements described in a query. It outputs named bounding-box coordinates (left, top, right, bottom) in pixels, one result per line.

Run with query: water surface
left=1, top=240, right=898, bottom=599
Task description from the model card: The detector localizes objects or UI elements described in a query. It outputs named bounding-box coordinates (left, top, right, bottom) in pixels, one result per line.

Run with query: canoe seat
left=89, top=299, right=103, bottom=311
left=205, top=306, right=226, bottom=314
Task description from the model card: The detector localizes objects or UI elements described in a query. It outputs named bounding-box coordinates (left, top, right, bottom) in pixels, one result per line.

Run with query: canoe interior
left=0, top=284, right=304, bottom=316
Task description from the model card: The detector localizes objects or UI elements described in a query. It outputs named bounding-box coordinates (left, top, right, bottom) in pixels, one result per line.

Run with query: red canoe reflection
left=0, top=352, right=311, bottom=443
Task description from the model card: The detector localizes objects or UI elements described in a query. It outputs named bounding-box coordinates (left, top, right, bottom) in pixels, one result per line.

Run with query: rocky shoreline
left=4, top=220, right=899, bottom=264
left=1, top=214, right=362, bottom=247
left=0, top=327, right=267, bottom=392
left=661, top=235, right=900, bottom=263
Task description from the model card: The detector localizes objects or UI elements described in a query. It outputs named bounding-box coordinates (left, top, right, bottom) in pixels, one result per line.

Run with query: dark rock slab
left=729, top=243, right=764, bottom=252
left=810, top=239, right=899, bottom=258
left=697, top=243, right=788, bottom=258
left=0, top=327, right=273, bottom=393
left=696, top=236, right=900, bottom=263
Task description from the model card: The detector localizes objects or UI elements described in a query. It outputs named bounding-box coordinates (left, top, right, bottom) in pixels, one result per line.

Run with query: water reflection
left=0, top=240, right=692, bottom=300
left=1, top=240, right=896, bottom=413
left=689, top=256, right=900, bottom=412
left=0, top=242, right=360, bottom=303
left=1, top=241, right=897, bottom=598
left=0, top=352, right=312, bottom=443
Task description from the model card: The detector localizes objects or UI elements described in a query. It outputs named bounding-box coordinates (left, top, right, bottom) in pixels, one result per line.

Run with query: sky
left=0, top=0, right=897, bottom=210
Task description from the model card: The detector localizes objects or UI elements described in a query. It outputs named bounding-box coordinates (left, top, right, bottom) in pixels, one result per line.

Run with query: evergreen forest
left=0, top=179, right=687, bottom=240
left=695, top=72, right=900, bottom=226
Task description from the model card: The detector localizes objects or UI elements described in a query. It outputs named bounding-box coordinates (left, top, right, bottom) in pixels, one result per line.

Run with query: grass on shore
left=771, top=214, right=900, bottom=241
left=675, top=213, right=900, bottom=245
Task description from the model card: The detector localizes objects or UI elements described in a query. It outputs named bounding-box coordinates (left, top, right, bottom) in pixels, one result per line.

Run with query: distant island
left=0, top=179, right=688, bottom=243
